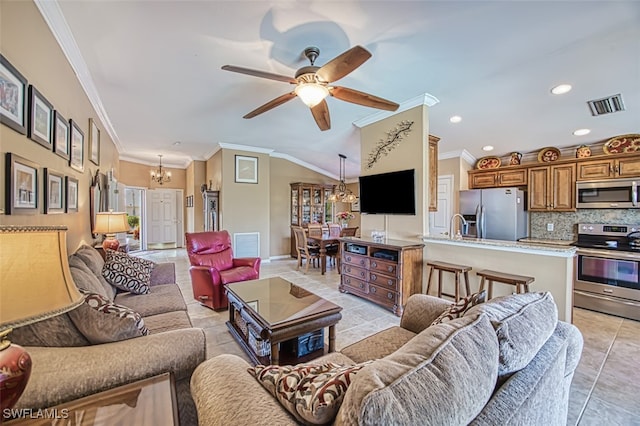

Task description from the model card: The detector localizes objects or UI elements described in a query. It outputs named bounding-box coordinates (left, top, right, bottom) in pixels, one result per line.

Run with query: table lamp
left=0, top=226, right=84, bottom=411
left=93, top=211, right=129, bottom=251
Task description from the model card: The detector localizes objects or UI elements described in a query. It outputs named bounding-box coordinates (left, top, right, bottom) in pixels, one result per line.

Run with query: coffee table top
left=226, top=277, right=341, bottom=327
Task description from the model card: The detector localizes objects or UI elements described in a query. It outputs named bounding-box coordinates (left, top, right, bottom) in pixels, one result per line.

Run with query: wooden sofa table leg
left=328, top=325, right=336, bottom=352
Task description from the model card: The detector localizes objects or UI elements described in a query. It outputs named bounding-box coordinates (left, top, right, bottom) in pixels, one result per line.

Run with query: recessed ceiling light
left=449, top=115, right=462, bottom=123
left=173, top=141, right=182, bottom=146
left=551, top=84, right=572, bottom=95
left=482, top=145, right=494, bottom=151
left=573, top=128, right=591, bottom=136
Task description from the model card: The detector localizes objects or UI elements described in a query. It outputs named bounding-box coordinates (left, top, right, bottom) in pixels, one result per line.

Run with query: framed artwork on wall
left=0, top=54, right=28, bottom=135
left=27, top=85, right=53, bottom=149
left=5, top=152, right=39, bottom=215
left=350, top=199, right=360, bottom=212
left=69, top=119, right=84, bottom=172
left=235, top=155, right=258, bottom=184
left=66, top=176, right=79, bottom=213
left=53, top=111, right=70, bottom=160
left=89, top=118, right=100, bottom=165
left=44, top=168, right=65, bottom=214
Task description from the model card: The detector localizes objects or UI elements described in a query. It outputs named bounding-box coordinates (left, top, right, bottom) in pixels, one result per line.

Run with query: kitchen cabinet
left=290, top=182, right=334, bottom=257
left=428, top=135, right=440, bottom=211
left=528, top=163, right=576, bottom=211
left=340, top=237, right=424, bottom=317
left=577, top=156, right=640, bottom=180
left=469, top=168, right=527, bottom=189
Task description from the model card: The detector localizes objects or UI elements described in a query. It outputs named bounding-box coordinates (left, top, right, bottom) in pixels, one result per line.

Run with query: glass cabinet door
left=302, top=188, right=311, bottom=224
left=311, top=188, right=323, bottom=223
left=291, top=188, right=299, bottom=224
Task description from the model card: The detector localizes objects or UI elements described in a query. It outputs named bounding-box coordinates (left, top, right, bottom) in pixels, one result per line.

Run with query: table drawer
left=368, top=272, right=399, bottom=290
left=342, top=264, right=368, bottom=280
left=342, top=253, right=369, bottom=268
left=367, top=284, right=399, bottom=306
left=341, top=275, right=368, bottom=294
left=369, top=258, right=397, bottom=276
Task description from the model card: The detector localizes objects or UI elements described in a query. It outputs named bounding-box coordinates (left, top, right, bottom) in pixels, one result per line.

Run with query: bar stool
left=426, top=261, right=472, bottom=302
left=476, top=269, right=535, bottom=300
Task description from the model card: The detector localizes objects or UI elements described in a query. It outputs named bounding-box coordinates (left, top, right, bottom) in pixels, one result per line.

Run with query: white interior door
left=429, top=175, right=453, bottom=236
left=146, top=189, right=177, bottom=247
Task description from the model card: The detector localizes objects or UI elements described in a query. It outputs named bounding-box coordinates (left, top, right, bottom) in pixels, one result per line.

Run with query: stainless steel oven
left=573, top=224, right=640, bottom=321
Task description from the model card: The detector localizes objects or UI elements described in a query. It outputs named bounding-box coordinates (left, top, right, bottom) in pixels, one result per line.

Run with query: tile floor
left=138, top=249, right=640, bottom=426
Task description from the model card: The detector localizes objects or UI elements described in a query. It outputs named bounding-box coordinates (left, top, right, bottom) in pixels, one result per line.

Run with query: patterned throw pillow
left=248, top=361, right=371, bottom=425
left=68, top=291, right=149, bottom=344
left=102, top=250, right=155, bottom=295
left=430, top=290, right=487, bottom=326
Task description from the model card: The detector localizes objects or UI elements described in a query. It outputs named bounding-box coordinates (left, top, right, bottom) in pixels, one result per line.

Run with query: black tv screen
left=359, top=169, right=416, bottom=215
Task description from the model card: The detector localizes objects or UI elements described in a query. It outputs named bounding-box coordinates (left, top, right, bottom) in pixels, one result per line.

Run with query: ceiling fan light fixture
left=295, top=83, right=329, bottom=107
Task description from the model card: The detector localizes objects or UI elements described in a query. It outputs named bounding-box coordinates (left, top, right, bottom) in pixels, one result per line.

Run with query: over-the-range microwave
left=576, top=178, right=639, bottom=208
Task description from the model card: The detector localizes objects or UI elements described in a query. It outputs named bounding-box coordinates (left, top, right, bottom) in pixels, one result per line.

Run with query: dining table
left=305, top=234, right=341, bottom=275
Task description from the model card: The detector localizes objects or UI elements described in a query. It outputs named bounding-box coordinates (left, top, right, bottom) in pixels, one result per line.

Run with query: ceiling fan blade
left=330, top=86, right=399, bottom=111
left=316, top=46, right=372, bottom=83
left=222, top=65, right=297, bottom=84
left=310, top=100, right=331, bottom=131
left=243, top=92, right=297, bottom=119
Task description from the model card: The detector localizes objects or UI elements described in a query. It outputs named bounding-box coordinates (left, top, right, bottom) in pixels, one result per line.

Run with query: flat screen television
left=359, top=169, right=416, bottom=215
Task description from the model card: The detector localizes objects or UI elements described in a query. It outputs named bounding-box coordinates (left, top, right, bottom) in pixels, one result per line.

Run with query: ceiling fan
left=222, top=45, right=399, bottom=131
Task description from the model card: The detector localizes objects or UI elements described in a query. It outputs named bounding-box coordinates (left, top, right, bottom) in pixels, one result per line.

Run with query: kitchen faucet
left=449, top=214, right=468, bottom=240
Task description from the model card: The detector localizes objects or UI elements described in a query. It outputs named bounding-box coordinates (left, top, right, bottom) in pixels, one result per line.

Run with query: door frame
left=429, top=174, right=454, bottom=236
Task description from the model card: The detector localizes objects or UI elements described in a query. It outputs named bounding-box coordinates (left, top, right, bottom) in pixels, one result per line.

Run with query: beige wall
left=185, top=160, right=206, bottom=233
left=438, top=156, right=473, bottom=213
left=359, top=105, right=429, bottom=241
left=119, top=160, right=186, bottom=190
left=206, top=150, right=222, bottom=191
left=0, top=1, right=119, bottom=251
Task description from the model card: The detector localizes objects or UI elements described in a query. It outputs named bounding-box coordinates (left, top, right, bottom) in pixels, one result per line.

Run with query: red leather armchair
left=185, top=231, right=261, bottom=310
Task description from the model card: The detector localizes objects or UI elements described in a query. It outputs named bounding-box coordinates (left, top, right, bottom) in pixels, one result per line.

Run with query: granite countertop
left=517, top=238, right=576, bottom=246
left=422, top=235, right=577, bottom=255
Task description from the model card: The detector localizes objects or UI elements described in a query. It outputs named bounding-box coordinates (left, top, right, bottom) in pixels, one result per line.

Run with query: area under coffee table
left=226, top=276, right=342, bottom=365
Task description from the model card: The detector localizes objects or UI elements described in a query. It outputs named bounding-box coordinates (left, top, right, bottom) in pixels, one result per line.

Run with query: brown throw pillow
left=430, top=290, right=487, bottom=326
left=248, top=361, right=371, bottom=425
left=102, top=250, right=155, bottom=295
left=68, top=291, right=149, bottom=344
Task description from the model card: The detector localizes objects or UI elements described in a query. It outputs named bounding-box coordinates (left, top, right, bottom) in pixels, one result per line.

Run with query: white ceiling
left=43, top=1, right=639, bottom=178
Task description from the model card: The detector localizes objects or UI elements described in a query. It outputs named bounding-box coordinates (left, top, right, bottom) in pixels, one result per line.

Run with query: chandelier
left=150, top=154, right=171, bottom=185
left=328, top=154, right=358, bottom=203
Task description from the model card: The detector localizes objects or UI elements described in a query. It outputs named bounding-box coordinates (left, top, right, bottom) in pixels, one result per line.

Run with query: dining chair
left=291, top=226, right=320, bottom=274
left=341, top=226, right=359, bottom=237
left=307, top=223, right=323, bottom=238
left=326, top=223, right=342, bottom=266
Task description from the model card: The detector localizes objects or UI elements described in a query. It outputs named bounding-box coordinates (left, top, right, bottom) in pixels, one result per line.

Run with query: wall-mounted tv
left=359, top=169, right=416, bottom=215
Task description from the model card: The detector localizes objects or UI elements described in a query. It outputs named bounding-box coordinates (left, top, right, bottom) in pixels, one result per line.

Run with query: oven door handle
left=577, top=248, right=640, bottom=261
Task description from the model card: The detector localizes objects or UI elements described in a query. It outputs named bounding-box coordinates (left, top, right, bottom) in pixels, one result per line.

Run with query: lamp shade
left=93, top=212, right=129, bottom=235
left=0, top=226, right=83, bottom=330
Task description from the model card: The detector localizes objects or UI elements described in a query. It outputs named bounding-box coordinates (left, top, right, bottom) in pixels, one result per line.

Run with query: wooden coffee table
left=226, top=277, right=342, bottom=365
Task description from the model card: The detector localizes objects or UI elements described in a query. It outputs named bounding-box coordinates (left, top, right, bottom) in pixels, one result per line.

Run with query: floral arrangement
left=336, top=211, right=355, bottom=221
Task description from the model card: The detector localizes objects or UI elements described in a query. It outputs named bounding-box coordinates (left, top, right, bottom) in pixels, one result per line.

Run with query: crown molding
left=438, top=149, right=476, bottom=166
left=352, top=93, right=440, bottom=128
left=35, top=0, right=122, bottom=153
left=218, top=143, right=275, bottom=155
left=270, top=152, right=337, bottom=180
left=119, top=154, right=189, bottom=169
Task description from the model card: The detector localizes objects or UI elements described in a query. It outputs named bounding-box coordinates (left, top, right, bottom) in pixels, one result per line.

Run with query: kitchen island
left=422, top=235, right=576, bottom=322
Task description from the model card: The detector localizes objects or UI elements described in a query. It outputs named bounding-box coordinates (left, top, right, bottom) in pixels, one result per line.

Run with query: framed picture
left=0, top=54, right=28, bottom=134
left=69, top=119, right=84, bottom=172
left=53, top=111, right=70, bottom=160
left=89, top=118, right=100, bottom=165
left=235, top=155, right=258, bottom=184
left=65, top=176, right=79, bottom=212
left=27, top=85, right=53, bottom=149
left=44, top=168, right=65, bottom=214
left=351, top=199, right=360, bottom=212
left=5, top=152, right=39, bottom=215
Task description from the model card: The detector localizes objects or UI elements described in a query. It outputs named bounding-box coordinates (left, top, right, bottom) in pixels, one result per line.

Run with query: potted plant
left=127, top=215, right=140, bottom=240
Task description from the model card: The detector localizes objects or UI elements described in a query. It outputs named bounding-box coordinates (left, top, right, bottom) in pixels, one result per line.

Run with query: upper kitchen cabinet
left=528, top=163, right=576, bottom=211
left=469, top=168, right=527, bottom=189
left=428, top=135, right=440, bottom=211
left=577, top=156, right=640, bottom=181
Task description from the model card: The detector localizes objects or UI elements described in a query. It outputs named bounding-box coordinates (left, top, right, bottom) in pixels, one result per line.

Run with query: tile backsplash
left=530, top=210, right=639, bottom=241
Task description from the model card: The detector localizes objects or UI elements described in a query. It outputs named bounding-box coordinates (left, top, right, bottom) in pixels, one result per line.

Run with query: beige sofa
left=11, top=245, right=206, bottom=425
left=191, top=291, right=583, bottom=425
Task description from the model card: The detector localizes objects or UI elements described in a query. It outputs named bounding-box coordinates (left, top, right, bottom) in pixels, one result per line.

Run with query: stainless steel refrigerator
left=459, top=187, right=528, bottom=241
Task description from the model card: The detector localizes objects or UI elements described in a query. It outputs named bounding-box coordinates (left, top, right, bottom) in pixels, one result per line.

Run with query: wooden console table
left=5, top=374, right=178, bottom=425
left=340, top=237, right=425, bottom=317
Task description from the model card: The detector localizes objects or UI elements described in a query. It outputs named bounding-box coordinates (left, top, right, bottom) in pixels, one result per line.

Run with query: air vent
left=587, top=94, right=625, bottom=116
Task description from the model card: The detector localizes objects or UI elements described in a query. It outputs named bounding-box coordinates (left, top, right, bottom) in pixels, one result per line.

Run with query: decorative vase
left=509, top=152, right=522, bottom=166
left=341, top=220, right=348, bottom=228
